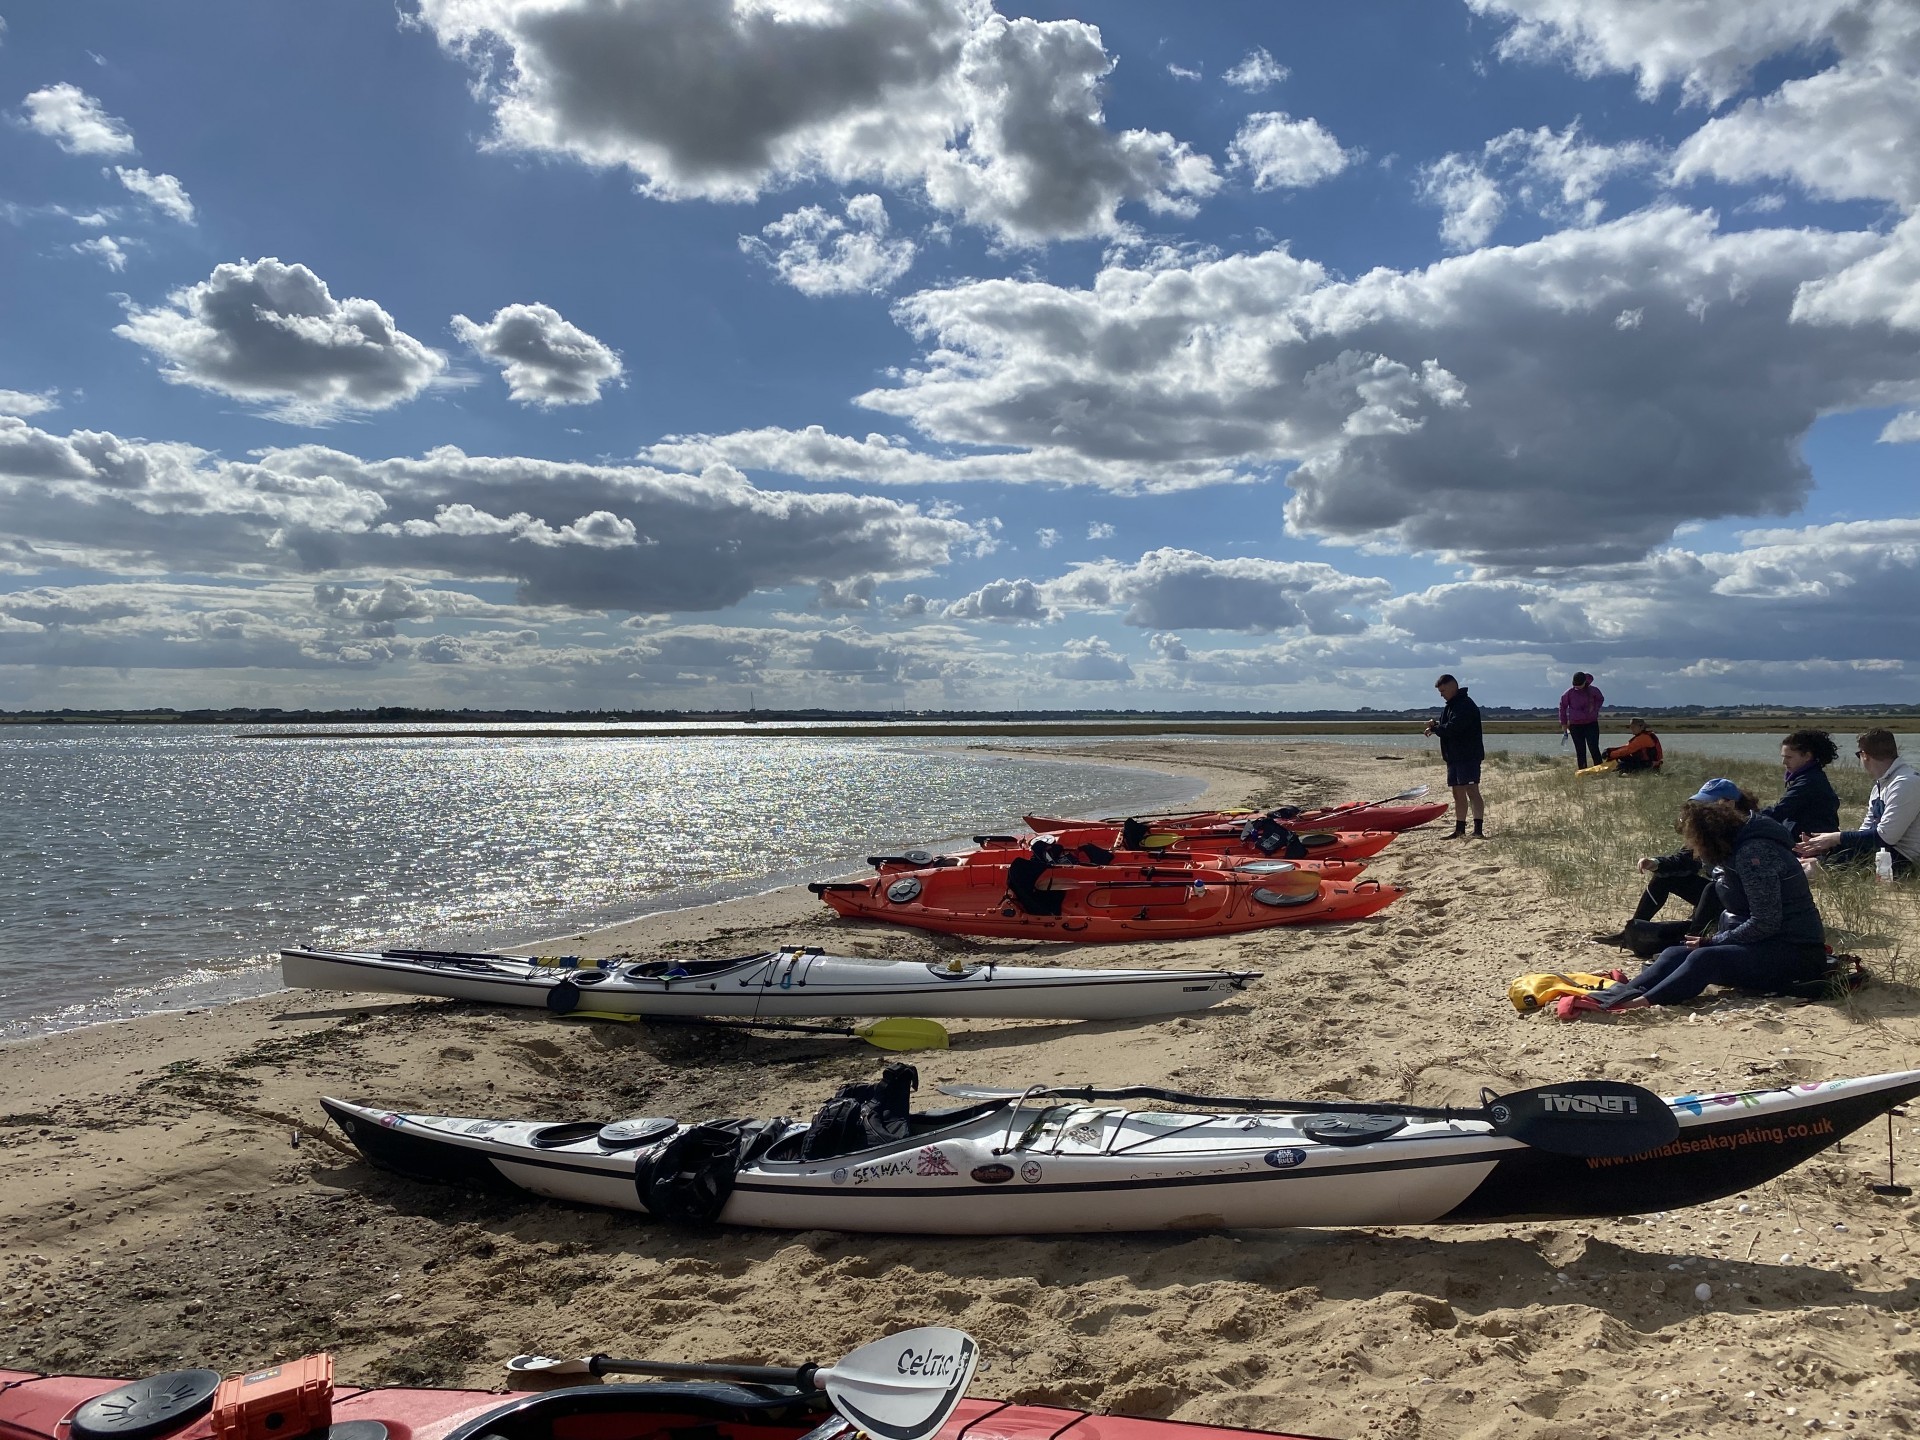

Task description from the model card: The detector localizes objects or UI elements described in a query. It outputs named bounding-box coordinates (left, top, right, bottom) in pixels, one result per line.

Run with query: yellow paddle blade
left=857, top=1017, right=950, bottom=1052
left=562, top=1009, right=643, bottom=1023
left=1141, top=833, right=1181, bottom=850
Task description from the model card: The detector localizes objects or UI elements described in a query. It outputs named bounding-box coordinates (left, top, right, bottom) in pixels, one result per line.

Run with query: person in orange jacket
left=1603, top=718, right=1663, bottom=773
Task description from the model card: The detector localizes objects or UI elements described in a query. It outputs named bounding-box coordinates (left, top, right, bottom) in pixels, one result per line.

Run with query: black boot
left=1445, top=821, right=1467, bottom=840
left=1471, top=819, right=1486, bottom=839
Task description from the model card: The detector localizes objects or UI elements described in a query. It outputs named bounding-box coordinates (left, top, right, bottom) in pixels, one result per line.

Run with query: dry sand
left=3, top=740, right=1919, bottom=1440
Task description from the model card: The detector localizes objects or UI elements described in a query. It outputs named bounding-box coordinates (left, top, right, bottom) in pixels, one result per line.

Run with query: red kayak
left=812, top=862, right=1402, bottom=941
left=1027, top=800, right=1449, bottom=833
left=0, top=1354, right=1332, bottom=1440
left=870, top=845, right=1371, bottom=882
left=1008, top=825, right=1396, bottom=864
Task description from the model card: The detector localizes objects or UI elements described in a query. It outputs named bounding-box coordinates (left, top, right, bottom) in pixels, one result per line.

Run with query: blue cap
left=1689, top=777, right=1742, bottom=804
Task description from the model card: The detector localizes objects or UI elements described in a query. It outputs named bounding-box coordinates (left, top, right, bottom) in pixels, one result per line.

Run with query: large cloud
left=0, top=420, right=981, bottom=613
left=413, top=0, right=1218, bottom=243
left=791, top=207, right=1918, bottom=566
left=21, top=83, right=134, bottom=155
left=1046, top=549, right=1391, bottom=633
left=117, top=259, right=447, bottom=420
left=1473, top=0, right=1920, bottom=209
left=943, top=576, right=1052, bottom=623
left=451, top=302, right=624, bottom=406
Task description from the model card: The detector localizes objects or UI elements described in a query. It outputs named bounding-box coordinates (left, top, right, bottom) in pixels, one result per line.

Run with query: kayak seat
left=1005, top=857, right=1065, bottom=916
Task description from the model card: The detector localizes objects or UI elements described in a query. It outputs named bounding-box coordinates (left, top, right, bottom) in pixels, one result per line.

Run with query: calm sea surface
left=0, top=727, right=1202, bottom=1039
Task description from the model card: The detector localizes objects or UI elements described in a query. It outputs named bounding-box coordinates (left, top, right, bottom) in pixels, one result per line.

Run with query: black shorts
left=1446, top=758, right=1482, bottom=787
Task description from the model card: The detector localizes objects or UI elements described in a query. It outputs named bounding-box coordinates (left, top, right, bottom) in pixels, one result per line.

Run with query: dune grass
left=1488, top=748, right=1917, bottom=992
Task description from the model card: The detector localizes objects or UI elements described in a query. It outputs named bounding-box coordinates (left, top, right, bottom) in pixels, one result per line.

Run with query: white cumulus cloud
left=1224, top=47, right=1289, bottom=91
left=21, top=83, right=134, bottom=155
left=1228, top=112, right=1350, bottom=191
left=740, top=194, right=917, bottom=295
left=413, top=0, right=1219, bottom=243
left=113, top=166, right=195, bottom=223
left=116, top=258, right=447, bottom=421
left=451, top=302, right=623, bottom=407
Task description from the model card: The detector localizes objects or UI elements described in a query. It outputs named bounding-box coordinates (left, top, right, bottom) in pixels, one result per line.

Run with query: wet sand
left=3, top=740, right=1918, bottom=1440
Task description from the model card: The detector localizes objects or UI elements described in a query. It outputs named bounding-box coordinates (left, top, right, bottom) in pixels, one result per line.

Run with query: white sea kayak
left=279, top=945, right=1259, bottom=1021
left=321, top=1067, right=1920, bottom=1235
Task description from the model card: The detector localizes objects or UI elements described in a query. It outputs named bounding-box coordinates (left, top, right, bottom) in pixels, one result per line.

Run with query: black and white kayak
left=321, top=1064, right=1920, bottom=1235
left=280, top=945, right=1259, bottom=1021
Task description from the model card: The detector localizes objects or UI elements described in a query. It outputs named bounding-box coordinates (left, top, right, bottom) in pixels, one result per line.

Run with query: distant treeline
left=2, top=704, right=1916, bottom=727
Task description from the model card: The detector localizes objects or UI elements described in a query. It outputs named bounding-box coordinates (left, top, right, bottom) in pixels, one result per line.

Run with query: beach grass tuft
left=1489, top=750, right=1916, bottom=994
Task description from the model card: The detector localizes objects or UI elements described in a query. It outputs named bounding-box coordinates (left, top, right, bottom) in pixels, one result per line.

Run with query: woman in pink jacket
left=1559, top=671, right=1605, bottom=768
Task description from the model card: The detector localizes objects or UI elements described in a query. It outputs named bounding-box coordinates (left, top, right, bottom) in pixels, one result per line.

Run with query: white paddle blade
left=505, top=1354, right=594, bottom=1376
left=819, top=1328, right=978, bottom=1440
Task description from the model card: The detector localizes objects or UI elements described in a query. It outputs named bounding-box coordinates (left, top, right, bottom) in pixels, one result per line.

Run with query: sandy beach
left=4, top=739, right=1918, bottom=1440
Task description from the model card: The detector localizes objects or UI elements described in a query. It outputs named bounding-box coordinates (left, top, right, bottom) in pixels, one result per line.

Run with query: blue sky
left=2, top=0, right=1916, bottom=712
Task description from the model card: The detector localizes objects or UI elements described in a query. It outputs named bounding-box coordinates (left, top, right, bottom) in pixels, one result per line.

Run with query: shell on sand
left=1, top=739, right=1916, bottom=1440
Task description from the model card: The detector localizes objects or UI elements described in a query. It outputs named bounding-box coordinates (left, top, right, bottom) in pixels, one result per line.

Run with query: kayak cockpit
left=441, top=1383, right=838, bottom=1440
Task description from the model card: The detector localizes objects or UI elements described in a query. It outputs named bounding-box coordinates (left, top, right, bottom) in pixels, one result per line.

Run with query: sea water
left=0, top=727, right=1200, bottom=1039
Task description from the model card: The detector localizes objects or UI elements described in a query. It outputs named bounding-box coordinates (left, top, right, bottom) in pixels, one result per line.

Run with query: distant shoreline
left=224, top=716, right=1915, bottom=740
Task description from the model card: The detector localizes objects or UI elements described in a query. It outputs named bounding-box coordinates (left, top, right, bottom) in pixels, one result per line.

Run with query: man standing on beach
left=1424, top=674, right=1485, bottom=839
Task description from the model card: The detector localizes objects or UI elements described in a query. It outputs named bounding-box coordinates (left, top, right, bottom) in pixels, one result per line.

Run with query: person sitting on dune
left=1598, top=718, right=1663, bottom=774
left=1794, top=729, right=1917, bottom=877
left=1591, top=778, right=1749, bottom=955
left=1574, top=790, right=1827, bottom=1013
left=1763, top=728, right=1841, bottom=840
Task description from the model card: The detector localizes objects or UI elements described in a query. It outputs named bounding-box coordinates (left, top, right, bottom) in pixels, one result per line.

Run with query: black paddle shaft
left=589, top=1356, right=820, bottom=1388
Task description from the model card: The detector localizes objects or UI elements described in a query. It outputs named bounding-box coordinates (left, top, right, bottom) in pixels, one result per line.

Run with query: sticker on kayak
left=1020, top=1160, right=1043, bottom=1184
left=1264, top=1148, right=1307, bottom=1169
left=971, top=1163, right=1014, bottom=1185
left=378, top=1113, right=406, bottom=1129
left=915, top=1146, right=959, bottom=1177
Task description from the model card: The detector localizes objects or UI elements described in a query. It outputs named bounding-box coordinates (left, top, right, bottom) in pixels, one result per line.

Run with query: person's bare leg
left=1446, top=785, right=1469, bottom=838
left=1466, top=783, right=1485, bottom=836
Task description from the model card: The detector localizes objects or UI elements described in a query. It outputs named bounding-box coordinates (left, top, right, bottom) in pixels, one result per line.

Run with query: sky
left=1, top=0, right=1916, bottom=714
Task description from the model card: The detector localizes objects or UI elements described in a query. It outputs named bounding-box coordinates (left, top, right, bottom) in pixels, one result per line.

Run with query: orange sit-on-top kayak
left=867, top=843, right=1371, bottom=882
left=1006, top=823, right=1396, bottom=864
left=810, top=860, right=1402, bottom=941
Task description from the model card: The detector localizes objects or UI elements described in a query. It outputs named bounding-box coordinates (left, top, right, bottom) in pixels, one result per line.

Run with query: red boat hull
left=1014, top=826, right=1396, bottom=864
left=875, top=846, right=1371, bottom=881
left=816, top=864, right=1403, bottom=941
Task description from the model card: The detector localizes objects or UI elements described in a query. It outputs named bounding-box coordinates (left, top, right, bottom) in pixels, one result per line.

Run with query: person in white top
left=1795, top=729, right=1917, bottom=877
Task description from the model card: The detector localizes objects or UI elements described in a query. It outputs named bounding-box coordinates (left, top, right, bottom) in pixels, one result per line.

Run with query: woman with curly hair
left=1586, top=781, right=1827, bottom=1011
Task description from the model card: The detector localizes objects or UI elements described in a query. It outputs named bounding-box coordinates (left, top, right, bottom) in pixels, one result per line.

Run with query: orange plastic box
left=209, top=1355, right=333, bottom=1440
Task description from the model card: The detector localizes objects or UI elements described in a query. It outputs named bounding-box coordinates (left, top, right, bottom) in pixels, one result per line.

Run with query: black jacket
left=1711, top=814, right=1825, bottom=949
left=1431, top=688, right=1484, bottom=763
left=1761, top=766, right=1841, bottom=840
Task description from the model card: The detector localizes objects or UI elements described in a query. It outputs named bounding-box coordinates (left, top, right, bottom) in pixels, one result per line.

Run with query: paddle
left=1313, top=783, right=1431, bottom=814
left=509, top=1326, right=979, bottom=1440
left=934, top=1078, right=1677, bottom=1158
left=560, top=1010, right=950, bottom=1052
